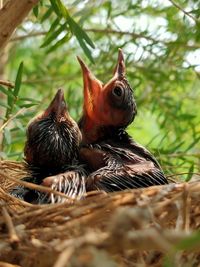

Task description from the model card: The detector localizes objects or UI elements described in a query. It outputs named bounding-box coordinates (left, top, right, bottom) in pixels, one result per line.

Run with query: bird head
left=77, top=49, right=137, bottom=129
left=24, top=89, right=81, bottom=173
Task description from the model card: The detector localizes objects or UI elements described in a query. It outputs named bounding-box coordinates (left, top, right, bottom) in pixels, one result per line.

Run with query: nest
left=0, top=160, right=200, bottom=267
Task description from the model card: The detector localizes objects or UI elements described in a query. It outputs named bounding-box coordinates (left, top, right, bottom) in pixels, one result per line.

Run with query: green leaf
left=0, top=100, right=11, bottom=109
left=40, top=17, right=60, bottom=47
left=19, top=97, right=41, bottom=103
left=3, top=128, right=11, bottom=145
left=18, top=103, right=39, bottom=108
left=185, top=163, right=194, bottom=182
left=49, top=0, right=61, bottom=17
left=0, top=85, right=15, bottom=100
left=13, top=62, right=23, bottom=97
left=176, top=231, right=200, bottom=250
left=41, top=6, right=53, bottom=22
left=77, top=36, right=94, bottom=64
left=14, top=120, right=25, bottom=132
left=46, top=33, right=70, bottom=53
left=68, top=16, right=95, bottom=48
left=33, top=5, right=39, bottom=17
left=54, top=0, right=68, bottom=18
left=185, top=136, right=200, bottom=152
left=47, top=17, right=60, bottom=36
left=41, top=23, right=66, bottom=48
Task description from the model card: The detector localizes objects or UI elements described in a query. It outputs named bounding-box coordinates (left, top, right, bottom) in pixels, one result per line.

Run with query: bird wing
left=41, top=166, right=87, bottom=204
left=81, top=142, right=168, bottom=193
left=86, top=161, right=167, bottom=192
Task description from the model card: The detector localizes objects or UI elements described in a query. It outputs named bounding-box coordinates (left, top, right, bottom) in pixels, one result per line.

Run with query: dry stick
left=1, top=204, right=19, bottom=243
left=55, top=232, right=109, bottom=252
left=11, top=31, right=47, bottom=41
left=0, top=262, right=21, bottom=267
left=1, top=172, right=74, bottom=201
left=55, top=229, right=191, bottom=253
left=0, top=79, right=14, bottom=88
left=54, top=247, right=75, bottom=267
left=0, top=108, right=26, bottom=133
left=0, top=0, right=39, bottom=50
left=182, top=183, right=190, bottom=232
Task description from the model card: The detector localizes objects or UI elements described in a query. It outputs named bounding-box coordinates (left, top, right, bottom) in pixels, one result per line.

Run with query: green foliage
left=40, top=0, right=95, bottom=62
left=1, top=0, right=200, bottom=181
left=163, top=231, right=200, bottom=266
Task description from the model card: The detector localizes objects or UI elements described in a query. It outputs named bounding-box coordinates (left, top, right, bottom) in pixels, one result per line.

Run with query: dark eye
left=113, top=86, right=123, bottom=97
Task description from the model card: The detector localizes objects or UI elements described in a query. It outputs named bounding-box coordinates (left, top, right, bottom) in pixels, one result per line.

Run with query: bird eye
left=113, top=86, right=123, bottom=97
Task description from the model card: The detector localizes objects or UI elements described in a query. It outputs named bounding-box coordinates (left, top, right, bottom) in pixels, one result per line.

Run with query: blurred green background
left=0, top=0, right=200, bottom=181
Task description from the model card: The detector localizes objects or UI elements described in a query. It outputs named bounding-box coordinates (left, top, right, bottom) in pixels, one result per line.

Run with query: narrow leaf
left=0, top=100, right=11, bottom=109
left=77, top=36, right=94, bottom=64
left=46, top=33, right=70, bottom=53
left=49, top=0, right=61, bottom=17
left=41, top=6, right=53, bottom=22
left=4, top=128, right=11, bottom=145
left=0, top=85, right=15, bottom=100
left=185, top=164, right=194, bottom=182
left=19, top=97, right=41, bottom=103
left=13, top=62, right=23, bottom=97
left=41, top=23, right=66, bottom=48
left=185, top=136, right=200, bottom=152
left=33, top=5, right=39, bottom=17
left=18, top=103, right=39, bottom=108
left=68, top=16, right=95, bottom=48
left=55, top=0, right=68, bottom=17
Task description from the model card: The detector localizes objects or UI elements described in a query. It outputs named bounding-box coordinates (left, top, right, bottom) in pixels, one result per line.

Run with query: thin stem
left=0, top=79, right=14, bottom=88
left=10, top=29, right=200, bottom=50
left=0, top=107, right=26, bottom=133
left=167, top=172, right=200, bottom=178
left=0, top=0, right=3, bottom=9
left=169, top=0, right=199, bottom=23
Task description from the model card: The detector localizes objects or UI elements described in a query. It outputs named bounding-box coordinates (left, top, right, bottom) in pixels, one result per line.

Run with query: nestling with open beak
left=77, top=49, right=168, bottom=192
left=11, top=89, right=87, bottom=203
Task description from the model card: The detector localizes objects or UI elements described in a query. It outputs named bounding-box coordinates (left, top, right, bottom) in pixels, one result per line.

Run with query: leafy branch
left=169, top=0, right=199, bottom=23
left=11, top=29, right=200, bottom=50
left=39, top=0, right=95, bottom=63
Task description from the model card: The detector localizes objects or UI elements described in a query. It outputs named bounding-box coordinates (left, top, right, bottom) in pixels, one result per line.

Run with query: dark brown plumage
left=11, top=89, right=86, bottom=203
left=77, top=49, right=168, bottom=192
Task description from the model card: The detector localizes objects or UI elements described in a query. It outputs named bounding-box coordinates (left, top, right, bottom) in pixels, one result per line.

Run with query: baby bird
left=77, top=49, right=168, bottom=192
left=11, top=89, right=86, bottom=203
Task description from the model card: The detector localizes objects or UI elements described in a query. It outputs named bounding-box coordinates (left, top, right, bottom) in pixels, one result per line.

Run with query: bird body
left=77, top=49, right=168, bottom=192
left=11, top=89, right=87, bottom=203
left=24, top=89, right=81, bottom=179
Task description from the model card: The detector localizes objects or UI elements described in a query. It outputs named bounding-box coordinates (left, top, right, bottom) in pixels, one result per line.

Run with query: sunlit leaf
left=49, top=0, right=60, bottom=17
left=46, top=33, right=71, bottom=53
left=41, top=6, right=53, bottom=22
left=41, top=23, right=66, bottom=48
left=54, top=0, right=68, bottom=18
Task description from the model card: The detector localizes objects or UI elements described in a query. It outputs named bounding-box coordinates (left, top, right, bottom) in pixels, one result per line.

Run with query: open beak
left=113, top=48, right=126, bottom=78
left=44, top=88, right=69, bottom=121
left=77, top=56, right=102, bottom=115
